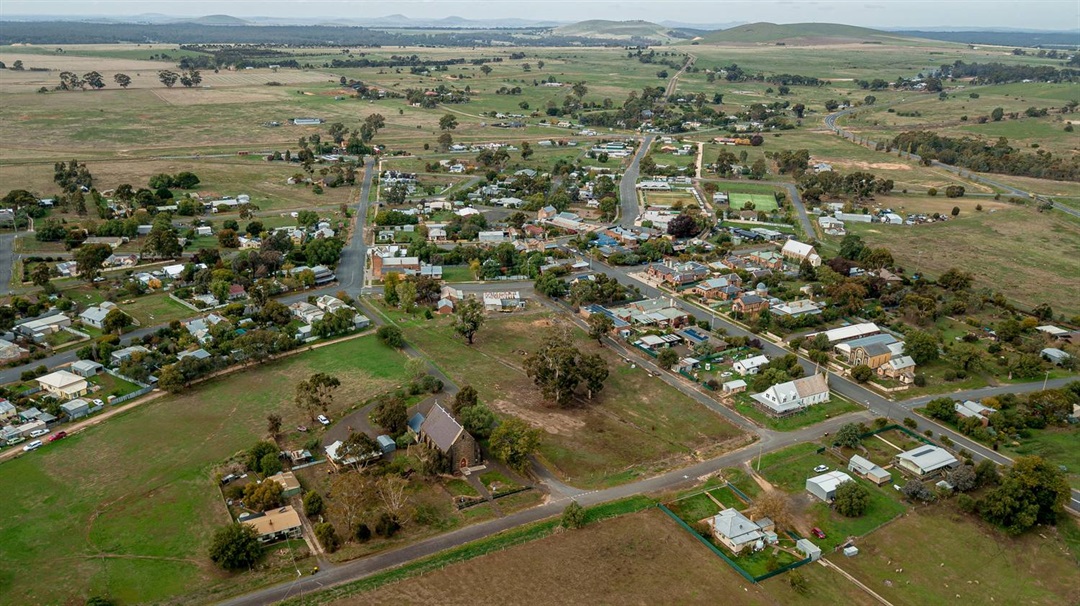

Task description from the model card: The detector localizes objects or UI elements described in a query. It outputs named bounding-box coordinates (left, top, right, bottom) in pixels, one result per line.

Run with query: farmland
left=0, top=335, right=409, bottom=606
left=381, top=305, right=749, bottom=488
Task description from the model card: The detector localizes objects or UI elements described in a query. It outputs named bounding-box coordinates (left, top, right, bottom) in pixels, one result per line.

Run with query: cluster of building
left=804, top=322, right=917, bottom=384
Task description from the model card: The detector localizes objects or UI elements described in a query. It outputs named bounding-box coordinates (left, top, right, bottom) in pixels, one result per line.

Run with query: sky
left=1, top=0, right=1078, bottom=30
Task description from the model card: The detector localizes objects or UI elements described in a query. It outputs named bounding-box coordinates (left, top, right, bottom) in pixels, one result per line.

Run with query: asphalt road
left=335, top=156, right=375, bottom=296
left=0, top=232, right=15, bottom=296
left=823, top=106, right=1080, bottom=219
left=618, top=135, right=653, bottom=227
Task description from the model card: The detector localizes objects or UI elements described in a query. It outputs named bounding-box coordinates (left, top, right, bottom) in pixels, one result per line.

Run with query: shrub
left=913, top=374, right=927, bottom=387
left=314, top=522, right=340, bottom=552
left=302, top=491, right=324, bottom=517
left=956, top=493, right=977, bottom=513
left=834, top=480, right=871, bottom=517
left=927, top=187, right=938, bottom=196
left=851, top=364, right=873, bottom=383
left=375, top=512, right=401, bottom=537
left=208, top=523, right=262, bottom=570
left=903, top=417, right=917, bottom=429
left=562, top=501, right=586, bottom=529
left=354, top=523, right=372, bottom=542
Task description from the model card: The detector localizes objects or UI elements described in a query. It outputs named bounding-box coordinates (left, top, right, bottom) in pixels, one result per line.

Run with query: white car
left=23, top=440, right=43, bottom=452
left=92, top=399, right=105, bottom=407
left=29, top=428, right=50, bottom=438
left=316, top=415, right=331, bottom=426
left=813, top=465, right=830, bottom=473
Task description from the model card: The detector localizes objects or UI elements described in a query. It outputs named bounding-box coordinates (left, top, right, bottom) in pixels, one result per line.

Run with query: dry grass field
left=847, top=208, right=1080, bottom=316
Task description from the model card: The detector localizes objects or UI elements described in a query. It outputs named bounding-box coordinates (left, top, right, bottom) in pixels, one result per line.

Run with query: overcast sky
left=2, top=0, right=1077, bottom=30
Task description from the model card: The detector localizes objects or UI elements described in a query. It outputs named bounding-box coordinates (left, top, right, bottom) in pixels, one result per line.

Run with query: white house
left=79, top=301, right=118, bottom=329
left=37, top=370, right=89, bottom=400
left=750, top=373, right=829, bottom=417
left=707, top=508, right=764, bottom=554
left=848, top=454, right=891, bottom=485
left=733, top=355, right=770, bottom=375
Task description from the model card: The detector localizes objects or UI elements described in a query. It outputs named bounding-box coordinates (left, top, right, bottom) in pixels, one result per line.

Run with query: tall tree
left=489, top=417, right=541, bottom=474
left=74, top=243, right=112, bottom=284
left=587, top=313, right=614, bottom=345
left=208, top=523, right=262, bottom=571
left=101, top=309, right=132, bottom=335
left=452, top=298, right=486, bottom=345
left=158, top=70, right=179, bottom=88
left=438, top=113, right=458, bottom=131
left=113, top=73, right=132, bottom=88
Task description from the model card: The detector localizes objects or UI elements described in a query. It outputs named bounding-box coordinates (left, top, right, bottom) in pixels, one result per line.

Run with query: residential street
left=618, top=135, right=653, bottom=227
left=0, top=232, right=14, bottom=296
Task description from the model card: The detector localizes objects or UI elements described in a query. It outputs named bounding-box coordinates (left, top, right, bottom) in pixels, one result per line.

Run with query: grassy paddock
left=0, top=335, right=409, bottom=606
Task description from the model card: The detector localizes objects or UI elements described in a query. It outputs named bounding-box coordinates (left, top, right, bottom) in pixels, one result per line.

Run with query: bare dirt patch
left=827, top=159, right=912, bottom=171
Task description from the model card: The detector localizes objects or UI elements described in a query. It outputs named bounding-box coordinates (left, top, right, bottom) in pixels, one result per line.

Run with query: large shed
left=806, top=470, right=853, bottom=502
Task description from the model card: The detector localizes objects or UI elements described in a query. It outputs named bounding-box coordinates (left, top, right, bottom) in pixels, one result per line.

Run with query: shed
left=848, top=454, right=891, bottom=486
left=270, top=471, right=302, bottom=498
left=796, top=538, right=821, bottom=562
left=843, top=546, right=859, bottom=557
left=896, top=445, right=958, bottom=477
left=722, top=379, right=747, bottom=394
left=60, top=398, right=90, bottom=420
left=71, top=360, right=104, bottom=377
left=806, top=470, right=852, bottom=502
left=377, top=435, right=397, bottom=454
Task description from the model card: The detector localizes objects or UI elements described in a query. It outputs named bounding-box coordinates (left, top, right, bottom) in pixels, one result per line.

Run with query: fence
left=658, top=503, right=757, bottom=583
left=103, top=368, right=154, bottom=405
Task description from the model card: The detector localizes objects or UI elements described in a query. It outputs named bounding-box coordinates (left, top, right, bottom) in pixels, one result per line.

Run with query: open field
left=844, top=208, right=1080, bottom=317
left=384, top=305, right=748, bottom=488
left=1001, top=427, right=1080, bottom=490
left=728, top=192, right=779, bottom=213
left=341, top=509, right=776, bottom=605
left=840, top=505, right=1080, bottom=606
left=642, top=189, right=699, bottom=208
left=0, top=335, right=409, bottom=606
left=731, top=393, right=862, bottom=431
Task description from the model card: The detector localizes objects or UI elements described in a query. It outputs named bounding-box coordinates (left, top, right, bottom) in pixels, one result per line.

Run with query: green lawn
left=382, top=306, right=746, bottom=489
left=439, top=265, right=476, bottom=283
left=87, top=372, right=143, bottom=398
left=840, top=504, right=1080, bottom=606
left=728, top=193, right=779, bottom=213
left=0, top=335, right=409, bottom=606
left=757, top=443, right=833, bottom=493
left=1001, top=427, right=1080, bottom=490
left=120, top=293, right=194, bottom=326
left=732, top=393, right=862, bottom=431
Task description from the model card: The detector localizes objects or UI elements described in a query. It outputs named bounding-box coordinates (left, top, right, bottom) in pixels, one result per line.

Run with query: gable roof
left=897, top=445, right=958, bottom=473
left=420, top=403, right=466, bottom=453
left=793, top=373, right=828, bottom=398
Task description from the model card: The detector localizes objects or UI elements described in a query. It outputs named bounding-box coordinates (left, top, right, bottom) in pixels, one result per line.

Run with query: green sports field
left=727, top=192, right=779, bottom=212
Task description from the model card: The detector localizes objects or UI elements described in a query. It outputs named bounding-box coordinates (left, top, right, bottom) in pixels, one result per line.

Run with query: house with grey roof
left=896, top=445, right=958, bottom=477
left=707, top=508, right=765, bottom=554
left=419, top=403, right=480, bottom=474
left=751, top=373, right=830, bottom=417
left=1041, top=347, right=1071, bottom=366
left=79, top=301, right=118, bottom=329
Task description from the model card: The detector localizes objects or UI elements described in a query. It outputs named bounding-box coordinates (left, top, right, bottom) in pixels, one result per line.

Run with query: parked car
left=316, top=415, right=331, bottom=426
left=810, top=527, right=826, bottom=539
left=92, top=399, right=105, bottom=407
left=813, top=464, right=829, bottom=473
left=23, top=440, right=43, bottom=452
left=47, top=431, right=67, bottom=442
left=29, top=428, right=50, bottom=438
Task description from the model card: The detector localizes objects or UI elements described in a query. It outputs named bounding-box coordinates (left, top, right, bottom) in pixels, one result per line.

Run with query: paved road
left=823, top=106, right=1080, bottom=219
left=336, top=156, right=375, bottom=295
left=0, top=232, right=15, bottom=296
left=618, top=135, right=653, bottom=227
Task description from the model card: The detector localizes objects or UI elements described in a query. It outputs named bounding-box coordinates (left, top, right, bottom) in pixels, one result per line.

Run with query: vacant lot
left=1002, top=427, right=1080, bottom=490
left=387, top=306, right=747, bottom=488
left=343, top=509, right=776, bottom=605
left=841, top=505, right=1080, bottom=606
left=847, top=208, right=1080, bottom=316
left=0, top=335, right=408, bottom=606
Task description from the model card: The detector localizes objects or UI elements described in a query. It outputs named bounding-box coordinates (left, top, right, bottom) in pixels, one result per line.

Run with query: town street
left=618, top=135, right=653, bottom=227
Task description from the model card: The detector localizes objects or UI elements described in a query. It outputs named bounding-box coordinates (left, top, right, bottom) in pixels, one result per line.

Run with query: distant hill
left=551, top=19, right=688, bottom=42
left=890, top=30, right=1080, bottom=48
left=695, top=22, right=923, bottom=45
left=175, top=14, right=250, bottom=26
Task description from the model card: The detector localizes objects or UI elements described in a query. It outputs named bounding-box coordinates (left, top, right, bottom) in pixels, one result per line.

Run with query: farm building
left=806, top=470, right=853, bottom=502
left=848, top=454, right=891, bottom=485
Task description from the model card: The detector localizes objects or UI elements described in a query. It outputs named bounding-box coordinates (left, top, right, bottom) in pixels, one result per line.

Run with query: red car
left=47, top=431, right=68, bottom=443
left=810, top=527, right=826, bottom=539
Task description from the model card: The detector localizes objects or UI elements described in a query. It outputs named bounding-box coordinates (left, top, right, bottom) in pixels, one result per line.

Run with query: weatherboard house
left=419, top=403, right=480, bottom=474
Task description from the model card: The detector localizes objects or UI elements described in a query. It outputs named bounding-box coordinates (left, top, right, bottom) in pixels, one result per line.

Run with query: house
left=806, top=470, right=853, bottom=502
left=315, top=295, right=350, bottom=314
left=37, top=370, right=89, bottom=400
left=707, top=508, right=764, bottom=554
left=478, top=230, right=509, bottom=244
left=371, top=254, right=421, bottom=280
left=835, top=333, right=901, bottom=369
left=731, top=292, right=769, bottom=317
left=895, top=445, right=958, bottom=477
left=79, top=301, right=118, bottom=329
left=60, top=398, right=90, bottom=420
left=809, top=322, right=881, bottom=345
left=646, top=261, right=710, bottom=286
left=111, top=345, right=150, bottom=366
left=848, top=454, right=891, bottom=485
left=16, top=313, right=72, bottom=341
left=419, top=403, right=480, bottom=474
left=243, top=506, right=303, bottom=544
left=483, top=292, right=525, bottom=312
left=289, top=302, right=325, bottom=325
left=1042, top=347, right=1071, bottom=366
left=70, top=360, right=104, bottom=378
left=0, top=339, right=27, bottom=362
left=733, top=355, right=770, bottom=375
left=227, top=284, right=247, bottom=300
left=270, top=472, right=302, bottom=498
left=177, top=348, right=211, bottom=361
left=722, top=379, right=747, bottom=394
left=0, top=399, right=16, bottom=422
left=751, top=373, right=830, bottom=417
left=690, top=274, right=742, bottom=300
left=779, top=240, right=821, bottom=267
left=104, top=253, right=140, bottom=268
left=770, top=299, right=822, bottom=318
left=747, top=250, right=784, bottom=271
left=877, top=356, right=916, bottom=383
left=639, top=334, right=682, bottom=350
